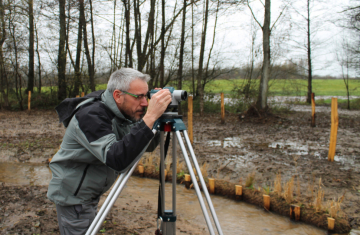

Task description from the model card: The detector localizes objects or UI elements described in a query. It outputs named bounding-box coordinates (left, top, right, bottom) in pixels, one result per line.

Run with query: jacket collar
left=102, top=90, right=133, bottom=124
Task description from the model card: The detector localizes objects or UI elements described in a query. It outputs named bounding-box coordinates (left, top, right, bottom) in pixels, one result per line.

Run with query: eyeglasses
left=120, top=90, right=147, bottom=100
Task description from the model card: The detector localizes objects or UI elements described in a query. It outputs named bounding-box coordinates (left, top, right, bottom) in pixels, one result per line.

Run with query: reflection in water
left=0, top=162, right=332, bottom=234
left=124, top=177, right=326, bottom=235
left=0, top=162, right=52, bottom=186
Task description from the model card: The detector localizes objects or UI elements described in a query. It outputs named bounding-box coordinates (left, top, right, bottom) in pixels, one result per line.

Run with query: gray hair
left=107, top=68, right=151, bottom=93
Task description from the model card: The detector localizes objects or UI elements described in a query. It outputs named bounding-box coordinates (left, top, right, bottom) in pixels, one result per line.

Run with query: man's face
left=115, top=79, right=149, bottom=122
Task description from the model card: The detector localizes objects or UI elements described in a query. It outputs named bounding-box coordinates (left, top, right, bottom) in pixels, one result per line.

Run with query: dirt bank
left=0, top=108, right=359, bottom=233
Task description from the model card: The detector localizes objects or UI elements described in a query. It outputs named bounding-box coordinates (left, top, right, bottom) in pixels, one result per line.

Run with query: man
left=47, top=68, right=171, bottom=234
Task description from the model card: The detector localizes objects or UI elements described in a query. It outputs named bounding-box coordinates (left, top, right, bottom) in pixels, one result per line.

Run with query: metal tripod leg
left=86, top=130, right=157, bottom=235
left=86, top=158, right=140, bottom=235
left=175, top=130, right=223, bottom=235
left=182, top=130, right=223, bottom=235
left=159, top=131, right=177, bottom=235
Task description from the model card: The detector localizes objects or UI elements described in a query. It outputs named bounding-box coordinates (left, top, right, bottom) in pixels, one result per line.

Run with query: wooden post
left=81, top=92, right=85, bottom=97
left=263, top=195, right=270, bottom=210
left=328, top=98, right=338, bottom=162
left=208, top=178, right=215, bottom=194
left=138, top=165, right=144, bottom=177
left=184, top=174, right=191, bottom=189
left=290, top=205, right=301, bottom=221
left=28, top=91, right=31, bottom=111
left=311, top=93, right=315, bottom=127
left=76, top=95, right=79, bottom=98
left=328, top=217, right=335, bottom=231
left=164, top=169, right=168, bottom=181
left=188, top=96, right=193, bottom=144
left=221, top=92, right=225, bottom=124
left=235, top=185, right=242, bottom=200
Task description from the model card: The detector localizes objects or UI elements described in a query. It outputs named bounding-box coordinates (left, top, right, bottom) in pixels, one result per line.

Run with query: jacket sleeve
left=146, top=132, right=160, bottom=152
left=74, top=102, right=155, bottom=172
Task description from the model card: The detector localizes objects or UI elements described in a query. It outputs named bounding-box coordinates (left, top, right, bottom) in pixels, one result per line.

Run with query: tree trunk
left=35, top=25, right=42, bottom=93
left=159, top=0, right=165, bottom=87
left=27, top=0, right=34, bottom=93
left=196, top=0, right=209, bottom=116
left=81, top=0, right=95, bottom=92
left=0, top=0, right=8, bottom=108
left=306, top=0, right=312, bottom=104
left=57, top=0, right=67, bottom=101
left=73, top=0, right=83, bottom=97
left=89, top=0, right=95, bottom=91
left=10, top=20, right=24, bottom=110
left=177, top=0, right=186, bottom=91
left=257, top=0, right=271, bottom=110
left=122, top=0, right=132, bottom=68
left=191, top=1, right=195, bottom=95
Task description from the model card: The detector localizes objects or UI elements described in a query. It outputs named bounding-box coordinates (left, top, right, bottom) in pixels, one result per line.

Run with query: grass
left=169, top=78, right=360, bottom=97
left=3, top=78, right=360, bottom=111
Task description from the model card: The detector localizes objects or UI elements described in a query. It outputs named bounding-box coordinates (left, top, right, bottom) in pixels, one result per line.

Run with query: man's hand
left=143, top=89, right=172, bottom=129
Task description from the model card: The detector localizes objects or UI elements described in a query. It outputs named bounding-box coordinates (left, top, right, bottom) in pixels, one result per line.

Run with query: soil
left=0, top=107, right=359, bottom=234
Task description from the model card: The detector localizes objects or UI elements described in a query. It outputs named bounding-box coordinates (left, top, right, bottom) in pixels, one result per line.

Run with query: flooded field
left=0, top=162, right=326, bottom=234
left=0, top=109, right=359, bottom=234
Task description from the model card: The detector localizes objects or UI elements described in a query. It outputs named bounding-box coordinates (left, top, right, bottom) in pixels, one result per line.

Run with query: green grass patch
left=172, top=79, right=360, bottom=96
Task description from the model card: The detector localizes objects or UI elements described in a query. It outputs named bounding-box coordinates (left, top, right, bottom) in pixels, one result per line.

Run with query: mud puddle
left=0, top=162, right=328, bottom=234
left=202, top=137, right=360, bottom=172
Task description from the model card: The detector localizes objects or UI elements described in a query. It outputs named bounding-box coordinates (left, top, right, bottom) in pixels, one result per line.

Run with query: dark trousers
left=55, top=199, right=99, bottom=235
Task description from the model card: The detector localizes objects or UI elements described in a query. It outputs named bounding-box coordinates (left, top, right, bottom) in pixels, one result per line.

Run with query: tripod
left=86, top=113, right=223, bottom=235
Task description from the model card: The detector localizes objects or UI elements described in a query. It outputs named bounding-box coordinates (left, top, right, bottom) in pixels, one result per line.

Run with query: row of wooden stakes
left=138, top=165, right=337, bottom=233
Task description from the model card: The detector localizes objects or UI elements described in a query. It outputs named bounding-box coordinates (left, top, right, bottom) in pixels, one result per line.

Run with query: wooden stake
left=184, top=174, right=191, bottom=189
left=263, top=195, right=270, bottom=210
left=138, top=165, right=144, bottom=176
left=328, top=98, right=338, bottom=162
left=76, top=95, right=79, bottom=98
left=188, top=96, right=193, bottom=144
left=290, top=205, right=301, bottom=221
left=81, top=92, right=85, bottom=97
left=28, top=91, right=31, bottom=111
left=209, top=178, right=215, bottom=194
left=235, top=185, right=242, bottom=196
left=311, top=93, right=315, bottom=127
left=164, top=169, right=168, bottom=181
left=221, top=93, right=225, bottom=124
left=328, top=217, right=335, bottom=231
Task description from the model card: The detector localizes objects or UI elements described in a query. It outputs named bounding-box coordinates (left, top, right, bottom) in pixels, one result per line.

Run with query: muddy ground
left=0, top=107, right=359, bottom=234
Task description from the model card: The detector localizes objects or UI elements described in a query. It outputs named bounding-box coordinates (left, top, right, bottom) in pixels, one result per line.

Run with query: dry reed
left=314, top=178, right=324, bottom=212
left=274, top=172, right=282, bottom=197
left=328, top=194, right=345, bottom=219
left=296, top=176, right=301, bottom=198
left=245, top=171, right=256, bottom=188
left=200, top=162, right=208, bottom=178
left=283, top=176, right=295, bottom=204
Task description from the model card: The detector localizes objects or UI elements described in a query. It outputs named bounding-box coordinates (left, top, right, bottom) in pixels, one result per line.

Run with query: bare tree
left=248, top=0, right=287, bottom=111
left=57, top=0, right=67, bottom=100
left=196, top=0, right=209, bottom=116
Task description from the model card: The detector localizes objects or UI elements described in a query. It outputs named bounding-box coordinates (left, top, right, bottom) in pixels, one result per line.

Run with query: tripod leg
left=85, top=172, right=126, bottom=235
left=175, top=131, right=216, bottom=235
left=160, top=131, right=165, bottom=215
left=183, top=130, right=223, bottom=235
left=172, top=131, right=177, bottom=234
left=86, top=158, right=140, bottom=235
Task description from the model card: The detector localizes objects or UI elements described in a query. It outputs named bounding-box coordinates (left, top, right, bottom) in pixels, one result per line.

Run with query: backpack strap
left=55, top=90, right=105, bottom=127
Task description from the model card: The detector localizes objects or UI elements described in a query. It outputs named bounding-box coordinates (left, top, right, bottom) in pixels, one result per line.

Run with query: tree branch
left=248, top=3, right=262, bottom=29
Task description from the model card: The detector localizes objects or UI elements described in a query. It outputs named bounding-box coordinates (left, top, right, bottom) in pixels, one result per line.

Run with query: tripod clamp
left=153, top=113, right=187, bottom=132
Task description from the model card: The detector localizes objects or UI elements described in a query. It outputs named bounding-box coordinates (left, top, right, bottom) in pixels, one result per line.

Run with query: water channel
left=0, top=162, right=332, bottom=235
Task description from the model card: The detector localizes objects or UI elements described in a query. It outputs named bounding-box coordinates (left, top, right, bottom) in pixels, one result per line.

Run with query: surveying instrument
left=86, top=88, right=223, bottom=235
